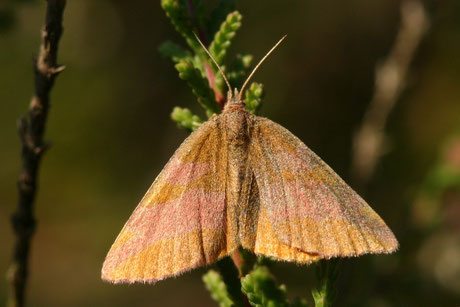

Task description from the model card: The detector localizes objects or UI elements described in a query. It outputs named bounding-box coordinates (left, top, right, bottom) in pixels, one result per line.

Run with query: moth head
left=193, top=33, right=286, bottom=107
left=226, top=88, right=243, bottom=105
left=222, top=89, right=245, bottom=113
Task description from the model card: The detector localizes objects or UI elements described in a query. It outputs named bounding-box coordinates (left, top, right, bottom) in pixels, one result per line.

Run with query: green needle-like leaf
left=175, top=58, right=220, bottom=117
left=209, top=11, right=242, bottom=65
left=244, top=82, right=264, bottom=115
left=170, top=107, right=203, bottom=131
left=158, top=40, right=192, bottom=63
left=203, top=270, right=236, bottom=307
left=227, top=53, right=253, bottom=89
left=207, top=0, right=237, bottom=38
left=208, top=11, right=243, bottom=95
left=161, top=0, right=199, bottom=51
left=216, top=52, right=253, bottom=95
left=241, top=266, right=290, bottom=307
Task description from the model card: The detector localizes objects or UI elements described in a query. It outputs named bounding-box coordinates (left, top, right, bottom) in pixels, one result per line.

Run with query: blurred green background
left=1, top=0, right=459, bottom=306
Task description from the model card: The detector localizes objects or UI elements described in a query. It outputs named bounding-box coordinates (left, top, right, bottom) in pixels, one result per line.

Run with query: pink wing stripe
left=104, top=188, right=225, bottom=271
left=266, top=181, right=344, bottom=222
left=165, top=161, right=210, bottom=185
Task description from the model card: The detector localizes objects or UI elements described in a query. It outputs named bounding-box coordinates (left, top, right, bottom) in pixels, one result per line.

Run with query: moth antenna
left=193, top=32, right=232, bottom=96
left=239, top=35, right=287, bottom=101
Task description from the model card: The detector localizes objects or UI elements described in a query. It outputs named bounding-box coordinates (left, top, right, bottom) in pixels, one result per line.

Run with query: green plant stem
left=216, top=257, right=248, bottom=307
left=312, top=260, right=340, bottom=307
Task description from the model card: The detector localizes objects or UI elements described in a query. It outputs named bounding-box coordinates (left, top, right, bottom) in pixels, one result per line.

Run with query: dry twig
left=7, top=1, right=66, bottom=306
left=351, top=0, right=429, bottom=186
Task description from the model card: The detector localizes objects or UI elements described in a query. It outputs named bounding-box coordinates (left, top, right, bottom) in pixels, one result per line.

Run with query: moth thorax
left=226, top=111, right=249, bottom=145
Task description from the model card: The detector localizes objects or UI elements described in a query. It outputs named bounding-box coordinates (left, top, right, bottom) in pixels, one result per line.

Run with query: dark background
left=1, top=0, right=459, bottom=306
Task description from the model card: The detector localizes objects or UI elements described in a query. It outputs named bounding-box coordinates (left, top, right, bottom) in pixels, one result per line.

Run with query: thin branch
left=351, top=0, right=429, bottom=187
left=204, top=61, right=226, bottom=108
left=7, top=1, right=66, bottom=307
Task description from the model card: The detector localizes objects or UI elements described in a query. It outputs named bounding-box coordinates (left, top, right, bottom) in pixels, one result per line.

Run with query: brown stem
left=231, top=249, right=244, bottom=276
left=351, top=0, right=429, bottom=188
left=196, top=31, right=225, bottom=109
left=204, top=62, right=226, bottom=108
left=230, top=249, right=251, bottom=307
left=7, top=1, right=66, bottom=307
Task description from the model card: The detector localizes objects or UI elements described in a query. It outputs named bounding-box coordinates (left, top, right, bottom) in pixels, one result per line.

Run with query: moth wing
left=239, top=171, right=322, bottom=264
left=249, top=117, right=398, bottom=259
left=102, top=117, right=234, bottom=283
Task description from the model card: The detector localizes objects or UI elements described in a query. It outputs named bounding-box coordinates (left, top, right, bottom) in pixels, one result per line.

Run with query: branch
left=7, top=1, right=66, bottom=306
left=351, top=0, right=429, bottom=186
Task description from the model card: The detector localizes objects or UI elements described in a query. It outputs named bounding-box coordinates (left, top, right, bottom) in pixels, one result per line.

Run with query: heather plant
left=159, top=1, right=337, bottom=305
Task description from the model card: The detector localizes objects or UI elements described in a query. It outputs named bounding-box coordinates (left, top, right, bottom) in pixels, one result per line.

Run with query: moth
left=102, top=35, right=398, bottom=283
